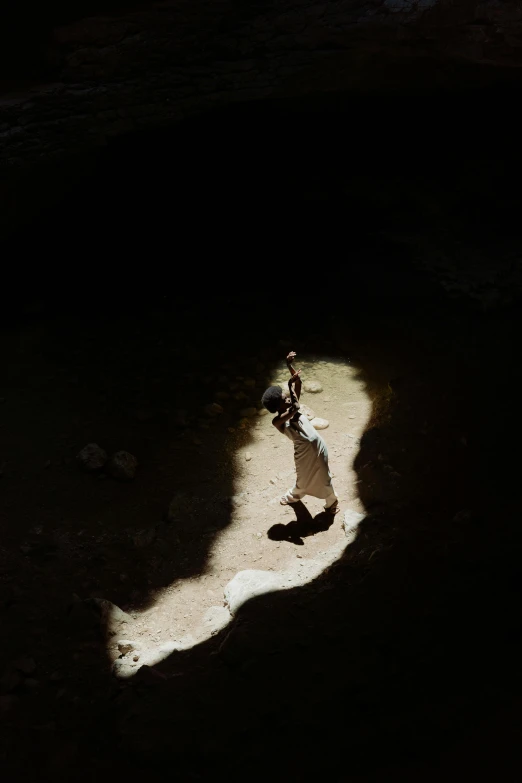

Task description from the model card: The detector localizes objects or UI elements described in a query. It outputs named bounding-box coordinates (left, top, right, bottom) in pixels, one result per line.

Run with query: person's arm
left=286, top=351, right=302, bottom=401
left=272, top=403, right=299, bottom=433
left=288, top=372, right=301, bottom=407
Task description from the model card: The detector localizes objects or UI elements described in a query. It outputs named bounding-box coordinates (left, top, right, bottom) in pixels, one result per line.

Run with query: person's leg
left=324, top=485, right=339, bottom=512
left=280, top=485, right=305, bottom=505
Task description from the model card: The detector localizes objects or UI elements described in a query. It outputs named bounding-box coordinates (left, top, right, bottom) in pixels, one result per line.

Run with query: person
left=261, top=351, right=339, bottom=514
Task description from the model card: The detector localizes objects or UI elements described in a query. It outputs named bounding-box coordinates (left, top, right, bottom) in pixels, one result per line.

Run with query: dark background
left=2, top=11, right=522, bottom=781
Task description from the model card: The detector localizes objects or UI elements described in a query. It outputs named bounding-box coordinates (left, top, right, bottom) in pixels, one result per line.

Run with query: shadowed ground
left=1, top=89, right=522, bottom=781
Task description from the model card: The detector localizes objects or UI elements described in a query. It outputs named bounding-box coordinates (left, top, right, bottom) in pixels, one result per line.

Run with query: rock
left=200, top=605, right=231, bottom=636
left=107, top=451, right=137, bottom=481
left=299, top=404, right=316, bottom=421
left=14, top=656, right=36, bottom=675
left=257, top=407, right=269, bottom=416
left=203, top=402, right=224, bottom=416
left=0, top=694, right=18, bottom=712
left=134, top=665, right=167, bottom=685
left=133, top=655, right=140, bottom=662
left=453, top=509, right=472, bottom=523
left=303, top=380, right=323, bottom=393
left=244, top=452, right=252, bottom=461
left=310, top=417, right=329, bottom=430
left=0, top=669, right=21, bottom=693
left=224, top=570, right=284, bottom=614
left=132, top=527, right=156, bottom=547
left=172, top=409, right=189, bottom=427
left=76, top=443, right=107, bottom=472
left=167, top=493, right=191, bottom=521
left=239, top=407, right=257, bottom=417
left=73, top=598, right=131, bottom=633
left=117, top=640, right=136, bottom=656
left=342, top=510, right=365, bottom=542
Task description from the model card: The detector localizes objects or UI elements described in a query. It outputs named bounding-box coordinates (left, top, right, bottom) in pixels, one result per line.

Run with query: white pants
left=284, top=485, right=338, bottom=509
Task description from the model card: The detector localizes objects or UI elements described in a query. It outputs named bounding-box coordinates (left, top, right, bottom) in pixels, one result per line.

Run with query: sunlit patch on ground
left=109, top=356, right=370, bottom=676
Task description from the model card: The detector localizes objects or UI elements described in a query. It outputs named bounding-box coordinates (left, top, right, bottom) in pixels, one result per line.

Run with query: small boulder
left=200, top=606, right=231, bottom=636
left=76, top=443, right=107, bottom=472
left=244, top=452, right=252, bottom=461
left=117, top=640, right=136, bottom=656
left=303, top=380, right=323, bottom=393
left=14, top=656, right=36, bottom=675
left=310, top=417, right=329, bottom=430
left=0, top=669, right=21, bottom=693
left=224, top=569, right=283, bottom=614
left=132, top=527, right=156, bottom=548
left=204, top=402, right=224, bottom=417
left=167, top=493, right=191, bottom=522
left=72, top=598, right=131, bottom=634
left=134, top=665, right=167, bottom=686
left=299, top=404, right=316, bottom=421
left=107, top=451, right=137, bottom=481
left=342, top=509, right=365, bottom=542
left=257, top=408, right=269, bottom=417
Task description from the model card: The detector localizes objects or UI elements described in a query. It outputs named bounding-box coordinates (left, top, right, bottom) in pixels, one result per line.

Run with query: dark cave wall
left=2, top=1, right=522, bottom=168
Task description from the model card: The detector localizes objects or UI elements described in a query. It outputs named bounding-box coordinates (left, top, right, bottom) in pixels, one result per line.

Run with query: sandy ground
left=111, top=356, right=370, bottom=670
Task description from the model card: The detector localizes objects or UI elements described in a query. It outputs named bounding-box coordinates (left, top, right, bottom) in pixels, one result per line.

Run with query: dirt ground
left=0, top=313, right=369, bottom=672
left=2, top=282, right=522, bottom=782
left=112, top=356, right=370, bottom=669
left=2, top=86, right=522, bottom=780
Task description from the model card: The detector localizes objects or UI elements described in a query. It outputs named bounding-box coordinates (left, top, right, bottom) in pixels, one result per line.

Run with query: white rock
left=342, top=509, right=365, bottom=541
left=117, top=640, right=136, bottom=656
left=299, top=404, right=316, bottom=421
left=311, top=417, right=329, bottom=430
left=303, top=380, right=323, bottom=393
left=76, top=443, right=107, bottom=471
left=245, top=452, right=252, bottom=461
left=200, top=606, right=231, bottom=636
left=107, top=451, right=137, bottom=481
left=257, top=408, right=269, bottom=416
left=224, top=570, right=284, bottom=614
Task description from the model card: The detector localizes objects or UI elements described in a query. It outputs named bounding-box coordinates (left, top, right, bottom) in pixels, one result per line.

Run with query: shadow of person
left=267, top=501, right=335, bottom=545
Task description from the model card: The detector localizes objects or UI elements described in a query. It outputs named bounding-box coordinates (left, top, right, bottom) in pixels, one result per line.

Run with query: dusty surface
left=113, top=357, right=370, bottom=670
left=2, top=285, right=522, bottom=782
left=0, top=321, right=369, bottom=675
